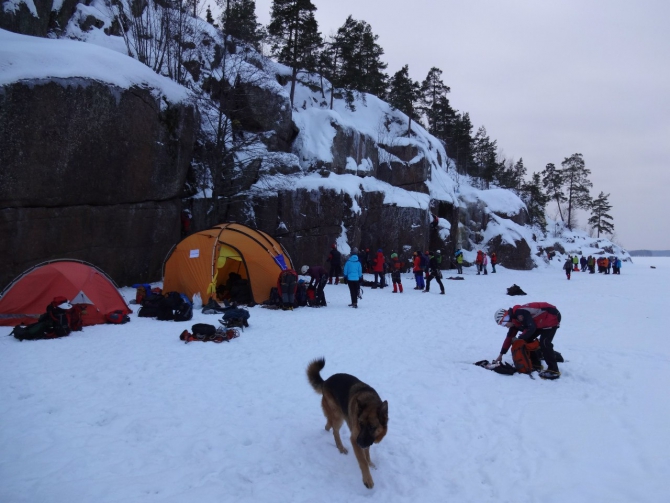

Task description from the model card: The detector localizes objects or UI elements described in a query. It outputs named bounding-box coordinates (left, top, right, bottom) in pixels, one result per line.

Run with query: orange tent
left=162, top=223, right=293, bottom=304
left=0, top=260, right=131, bottom=326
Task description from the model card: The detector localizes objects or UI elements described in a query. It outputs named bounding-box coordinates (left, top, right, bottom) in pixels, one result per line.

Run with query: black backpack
left=192, top=323, right=216, bottom=336
left=174, top=302, right=193, bottom=322
left=11, top=320, right=54, bottom=341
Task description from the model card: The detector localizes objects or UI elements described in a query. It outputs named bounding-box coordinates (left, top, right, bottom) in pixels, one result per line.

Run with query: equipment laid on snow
left=180, top=324, right=240, bottom=343
left=506, top=284, right=527, bottom=296
left=474, top=360, right=517, bottom=375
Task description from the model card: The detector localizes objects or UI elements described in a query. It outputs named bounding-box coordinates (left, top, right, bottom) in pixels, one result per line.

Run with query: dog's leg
left=331, top=419, right=348, bottom=454
left=321, top=397, right=348, bottom=454
left=364, top=447, right=376, bottom=469
left=351, top=438, right=374, bottom=489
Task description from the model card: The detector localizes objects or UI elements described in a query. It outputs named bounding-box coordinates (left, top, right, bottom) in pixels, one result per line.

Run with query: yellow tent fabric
left=163, top=223, right=293, bottom=304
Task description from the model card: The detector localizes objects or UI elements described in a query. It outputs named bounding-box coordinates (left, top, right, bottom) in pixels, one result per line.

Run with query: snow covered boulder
left=0, top=31, right=196, bottom=287
left=487, top=235, right=534, bottom=270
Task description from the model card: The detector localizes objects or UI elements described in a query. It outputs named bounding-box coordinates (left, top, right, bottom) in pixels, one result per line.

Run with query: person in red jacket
left=490, top=252, right=497, bottom=273
left=475, top=250, right=484, bottom=275
left=493, top=302, right=562, bottom=379
left=372, top=249, right=386, bottom=288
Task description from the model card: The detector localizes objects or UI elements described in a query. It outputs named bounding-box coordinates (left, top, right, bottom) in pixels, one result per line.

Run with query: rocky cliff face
left=1, top=6, right=536, bottom=292
left=0, top=78, right=196, bottom=288
left=0, top=0, right=83, bottom=37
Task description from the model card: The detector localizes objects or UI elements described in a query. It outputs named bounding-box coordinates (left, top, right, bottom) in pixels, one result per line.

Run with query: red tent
left=0, top=260, right=131, bottom=326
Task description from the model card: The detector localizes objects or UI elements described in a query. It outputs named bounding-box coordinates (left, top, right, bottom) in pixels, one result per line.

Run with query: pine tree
left=428, top=95, right=456, bottom=144
left=420, top=67, right=452, bottom=133
left=561, top=153, right=593, bottom=230
left=448, top=112, right=474, bottom=174
left=541, top=162, right=566, bottom=222
left=206, top=5, right=216, bottom=25
left=521, top=172, right=550, bottom=233
left=268, top=0, right=323, bottom=106
left=588, top=191, right=614, bottom=237
left=323, top=16, right=388, bottom=109
left=218, top=0, right=263, bottom=49
left=387, top=65, right=421, bottom=135
left=510, top=158, right=527, bottom=191
left=472, top=126, right=498, bottom=186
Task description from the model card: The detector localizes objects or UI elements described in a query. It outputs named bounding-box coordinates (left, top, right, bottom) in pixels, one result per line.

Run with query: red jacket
left=500, top=302, right=561, bottom=354
left=373, top=252, right=385, bottom=272
left=413, top=255, right=421, bottom=272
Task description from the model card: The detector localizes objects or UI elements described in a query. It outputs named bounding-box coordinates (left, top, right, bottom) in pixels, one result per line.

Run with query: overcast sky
left=242, top=0, right=669, bottom=249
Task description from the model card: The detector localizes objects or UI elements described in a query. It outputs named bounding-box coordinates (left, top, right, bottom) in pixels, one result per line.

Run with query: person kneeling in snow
left=301, top=265, right=328, bottom=306
left=493, top=303, right=562, bottom=380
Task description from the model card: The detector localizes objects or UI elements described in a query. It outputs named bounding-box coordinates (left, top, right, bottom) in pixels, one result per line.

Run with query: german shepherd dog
left=307, top=358, right=388, bottom=489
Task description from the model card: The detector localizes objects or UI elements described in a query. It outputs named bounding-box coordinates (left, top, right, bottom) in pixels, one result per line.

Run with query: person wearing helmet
left=343, top=248, right=363, bottom=308
left=326, top=244, right=342, bottom=285
left=493, top=302, right=562, bottom=380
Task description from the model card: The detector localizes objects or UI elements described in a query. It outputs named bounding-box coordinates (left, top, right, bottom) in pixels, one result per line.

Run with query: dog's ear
left=378, top=401, right=388, bottom=423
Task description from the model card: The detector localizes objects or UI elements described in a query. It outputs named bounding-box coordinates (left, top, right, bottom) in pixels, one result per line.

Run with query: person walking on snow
left=424, top=251, right=445, bottom=294
left=564, top=257, right=573, bottom=280
left=490, top=252, right=497, bottom=273
left=343, top=248, right=363, bottom=308
left=390, top=253, right=404, bottom=293
left=482, top=252, right=488, bottom=275
left=493, top=303, right=562, bottom=379
left=326, top=244, right=341, bottom=285
left=572, top=255, right=579, bottom=272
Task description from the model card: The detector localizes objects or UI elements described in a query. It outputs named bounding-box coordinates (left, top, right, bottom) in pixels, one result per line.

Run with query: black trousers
left=425, top=272, right=444, bottom=293
left=347, top=280, right=360, bottom=305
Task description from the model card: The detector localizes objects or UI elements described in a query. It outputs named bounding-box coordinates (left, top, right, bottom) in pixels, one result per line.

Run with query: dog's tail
left=307, top=357, right=326, bottom=394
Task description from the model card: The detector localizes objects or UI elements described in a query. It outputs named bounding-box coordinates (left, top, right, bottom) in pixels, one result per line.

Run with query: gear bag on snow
left=474, top=360, right=517, bottom=375
left=511, top=339, right=541, bottom=374
left=506, top=284, right=527, bottom=296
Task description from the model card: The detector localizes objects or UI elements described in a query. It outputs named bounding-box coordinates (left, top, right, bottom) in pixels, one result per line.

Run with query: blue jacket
left=343, top=255, right=363, bottom=281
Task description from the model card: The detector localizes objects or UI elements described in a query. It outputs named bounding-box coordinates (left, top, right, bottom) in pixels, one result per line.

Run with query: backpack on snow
left=11, top=320, right=54, bottom=341
left=506, top=284, right=527, bottom=296
left=511, top=339, right=541, bottom=374
left=105, top=310, right=131, bottom=324
left=192, top=323, right=217, bottom=337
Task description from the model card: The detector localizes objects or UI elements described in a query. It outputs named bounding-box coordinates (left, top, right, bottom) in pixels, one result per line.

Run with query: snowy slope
left=0, top=29, right=190, bottom=104
left=1, top=258, right=667, bottom=502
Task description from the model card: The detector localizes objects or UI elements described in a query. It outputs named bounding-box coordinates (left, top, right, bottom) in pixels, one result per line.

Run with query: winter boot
left=393, top=284, right=397, bottom=293
left=538, top=370, right=561, bottom=380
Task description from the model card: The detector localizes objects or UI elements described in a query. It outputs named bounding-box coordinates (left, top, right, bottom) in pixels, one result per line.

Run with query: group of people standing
left=563, top=254, right=622, bottom=279
left=475, top=250, right=497, bottom=275
left=304, top=244, right=512, bottom=308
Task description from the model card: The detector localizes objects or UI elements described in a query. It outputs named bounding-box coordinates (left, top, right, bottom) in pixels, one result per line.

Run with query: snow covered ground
left=1, top=258, right=668, bottom=503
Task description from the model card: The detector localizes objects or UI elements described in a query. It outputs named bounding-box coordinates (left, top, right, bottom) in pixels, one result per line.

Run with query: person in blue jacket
left=343, top=248, right=363, bottom=308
